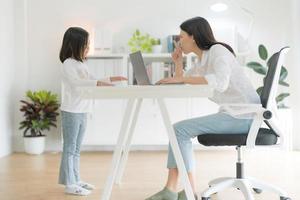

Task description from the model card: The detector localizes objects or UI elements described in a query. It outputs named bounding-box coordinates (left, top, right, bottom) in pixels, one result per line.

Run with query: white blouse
left=60, top=58, right=109, bottom=113
left=185, top=44, right=261, bottom=118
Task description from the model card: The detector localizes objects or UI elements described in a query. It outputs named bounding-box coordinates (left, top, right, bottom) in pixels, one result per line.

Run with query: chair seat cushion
left=197, top=128, right=278, bottom=146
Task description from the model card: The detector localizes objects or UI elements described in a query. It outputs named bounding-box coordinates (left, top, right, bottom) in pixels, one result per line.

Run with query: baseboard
left=79, top=144, right=233, bottom=152
left=0, top=150, right=12, bottom=158
left=13, top=144, right=235, bottom=154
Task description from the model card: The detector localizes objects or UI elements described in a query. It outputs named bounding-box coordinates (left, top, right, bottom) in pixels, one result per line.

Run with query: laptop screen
left=129, top=51, right=151, bottom=85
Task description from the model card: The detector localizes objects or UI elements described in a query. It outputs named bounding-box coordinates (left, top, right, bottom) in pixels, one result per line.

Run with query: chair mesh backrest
left=260, top=47, right=289, bottom=135
left=260, top=52, right=279, bottom=108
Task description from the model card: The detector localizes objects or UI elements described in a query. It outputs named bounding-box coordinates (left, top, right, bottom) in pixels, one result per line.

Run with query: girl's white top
left=60, top=58, right=109, bottom=113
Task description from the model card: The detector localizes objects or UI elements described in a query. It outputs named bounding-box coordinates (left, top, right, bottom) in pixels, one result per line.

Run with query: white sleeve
left=184, top=66, right=206, bottom=77
left=62, top=64, right=98, bottom=87
left=204, top=56, right=232, bottom=92
left=184, top=67, right=198, bottom=77
left=88, top=73, right=111, bottom=83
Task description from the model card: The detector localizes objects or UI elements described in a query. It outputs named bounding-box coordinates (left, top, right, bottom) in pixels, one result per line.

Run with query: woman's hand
left=171, top=42, right=183, bottom=65
left=110, top=76, right=128, bottom=82
left=155, top=77, right=184, bottom=85
left=97, top=81, right=114, bottom=86
left=172, top=42, right=184, bottom=77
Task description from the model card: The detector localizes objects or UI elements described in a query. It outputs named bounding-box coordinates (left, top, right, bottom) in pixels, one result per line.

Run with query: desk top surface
left=79, top=85, right=213, bottom=99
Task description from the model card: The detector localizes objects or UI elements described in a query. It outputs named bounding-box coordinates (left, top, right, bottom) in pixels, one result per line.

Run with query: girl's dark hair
left=59, top=27, right=89, bottom=63
left=180, top=17, right=235, bottom=56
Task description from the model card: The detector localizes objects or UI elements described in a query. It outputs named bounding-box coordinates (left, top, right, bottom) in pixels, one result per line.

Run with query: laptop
left=129, top=51, right=152, bottom=85
left=129, top=51, right=184, bottom=85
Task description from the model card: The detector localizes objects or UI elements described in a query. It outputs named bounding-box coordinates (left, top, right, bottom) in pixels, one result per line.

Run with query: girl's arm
left=89, top=73, right=127, bottom=85
left=89, top=73, right=111, bottom=84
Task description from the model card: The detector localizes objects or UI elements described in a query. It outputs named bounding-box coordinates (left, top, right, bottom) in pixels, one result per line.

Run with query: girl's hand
left=110, top=76, right=128, bottom=82
left=155, top=77, right=184, bottom=85
left=97, top=81, right=114, bottom=86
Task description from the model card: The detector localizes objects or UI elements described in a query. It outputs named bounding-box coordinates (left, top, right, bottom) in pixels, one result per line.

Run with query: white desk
left=79, top=85, right=213, bottom=200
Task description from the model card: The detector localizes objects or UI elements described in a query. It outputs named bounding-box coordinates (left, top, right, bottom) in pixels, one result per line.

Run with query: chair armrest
left=221, top=103, right=263, bottom=107
left=245, top=113, right=264, bottom=149
left=220, top=103, right=267, bottom=117
left=221, top=103, right=278, bottom=148
left=221, top=104, right=273, bottom=148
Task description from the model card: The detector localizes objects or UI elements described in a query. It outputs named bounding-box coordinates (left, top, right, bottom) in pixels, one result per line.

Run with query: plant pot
left=152, top=45, right=162, bottom=53
left=24, top=136, right=46, bottom=155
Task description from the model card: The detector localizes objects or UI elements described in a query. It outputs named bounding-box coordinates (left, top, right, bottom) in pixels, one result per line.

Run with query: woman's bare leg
left=166, top=168, right=196, bottom=193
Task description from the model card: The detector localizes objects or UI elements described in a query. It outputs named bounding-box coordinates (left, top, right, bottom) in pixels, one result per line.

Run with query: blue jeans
left=167, top=112, right=252, bottom=172
left=58, top=111, right=87, bottom=185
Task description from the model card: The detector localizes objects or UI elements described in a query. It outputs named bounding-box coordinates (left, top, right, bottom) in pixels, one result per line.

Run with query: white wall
left=12, top=0, right=29, bottom=152
left=13, top=0, right=295, bottom=152
left=0, top=0, right=15, bottom=157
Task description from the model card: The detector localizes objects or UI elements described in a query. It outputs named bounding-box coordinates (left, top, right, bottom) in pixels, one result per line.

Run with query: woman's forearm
left=174, top=62, right=184, bottom=78
left=182, top=76, right=208, bottom=85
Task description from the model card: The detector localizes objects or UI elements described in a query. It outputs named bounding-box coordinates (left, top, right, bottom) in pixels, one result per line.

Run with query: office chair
left=198, top=47, right=291, bottom=200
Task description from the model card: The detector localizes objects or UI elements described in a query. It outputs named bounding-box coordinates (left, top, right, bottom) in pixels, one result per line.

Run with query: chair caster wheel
left=280, top=197, right=291, bottom=200
left=253, top=188, right=262, bottom=194
left=201, top=197, right=211, bottom=200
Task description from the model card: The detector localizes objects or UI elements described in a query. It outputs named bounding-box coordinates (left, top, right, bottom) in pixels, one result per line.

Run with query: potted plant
left=246, top=44, right=292, bottom=150
left=151, top=38, right=162, bottom=53
left=19, top=90, right=60, bottom=154
left=128, top=29, right=157, bottom=53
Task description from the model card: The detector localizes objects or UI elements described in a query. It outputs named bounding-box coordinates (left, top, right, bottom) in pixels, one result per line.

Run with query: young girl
left=58, top=27, right=127, bottom=196
left=149, top=17, right=260, bottom=200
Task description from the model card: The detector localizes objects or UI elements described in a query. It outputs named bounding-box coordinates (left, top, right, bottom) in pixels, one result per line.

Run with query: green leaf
left=253, top=66, right=267, bottom=75
left=135, top=29, right=140, bottom=36
left=246, top=62, right=267, bottom=75
left=128, top=41, right=134, bottom=46
left=258, top=44, right=268, bottom=60
left=277, top=104, right=289, bottom=109
left=150, top=38, right=156, bottom=45
left=276, top=93, right=290, bottom=103
left=279, top=66, right=288, bottom=82
left=279, top=81, right=289, bottom=87
left=246, top=62, right=263, bottom=69
left=256, top=86, right=264, bottom=96
left=26, top=90, right=35, bottom=102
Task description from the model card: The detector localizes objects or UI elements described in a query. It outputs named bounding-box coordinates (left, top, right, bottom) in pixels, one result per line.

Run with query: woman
left=147, top=17, right=260, bottom=200
left=58, top=27, right=127, bottom=196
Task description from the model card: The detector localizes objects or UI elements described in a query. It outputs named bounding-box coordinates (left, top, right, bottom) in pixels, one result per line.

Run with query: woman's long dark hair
left=180, top=17, right=235, bottom=56
left=59, top=27, right=89, bottom=63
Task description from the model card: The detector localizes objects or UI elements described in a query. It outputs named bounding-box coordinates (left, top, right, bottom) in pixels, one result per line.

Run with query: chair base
left=200, top=147, right=291, bottom=200
left=201, top=176, right=290, bottom=200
